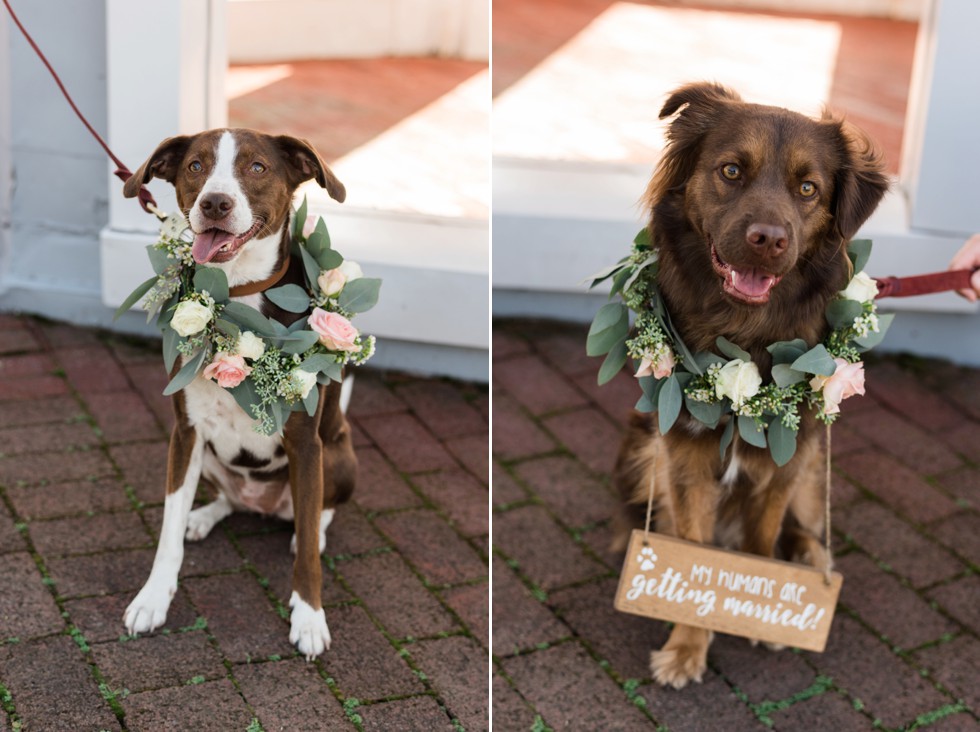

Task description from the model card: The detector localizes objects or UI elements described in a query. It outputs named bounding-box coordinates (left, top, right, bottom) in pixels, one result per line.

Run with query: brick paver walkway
left=0, top=314, right=488, bottom=731
left=492, top=319, right=979, bottom=731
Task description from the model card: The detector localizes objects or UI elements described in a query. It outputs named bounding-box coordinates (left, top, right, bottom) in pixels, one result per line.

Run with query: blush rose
left=308, top=308, right=361, bottom=352
left=202, top=352, right=252, bottom=389
left=810, top=358, right=865, bottom=414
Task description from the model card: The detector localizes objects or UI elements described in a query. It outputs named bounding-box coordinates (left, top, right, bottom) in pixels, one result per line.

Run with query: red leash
left=875, top=268, right=979, bottom=298
left=3, top=0, right=162, bottom=218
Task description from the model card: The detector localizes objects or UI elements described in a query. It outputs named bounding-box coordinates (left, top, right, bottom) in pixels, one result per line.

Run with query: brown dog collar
left=228, top=256, right=292, bottom=298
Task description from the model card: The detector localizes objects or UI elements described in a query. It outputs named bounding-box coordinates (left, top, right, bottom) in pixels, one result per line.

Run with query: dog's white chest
left=183, top=376, right=293, bottom=518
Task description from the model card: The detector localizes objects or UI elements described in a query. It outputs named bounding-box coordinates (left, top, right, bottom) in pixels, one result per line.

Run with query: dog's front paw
left=650, top=645, right=709, bottom=689
left=288, top=592, right=331, bottom=660
left=749, top=638, right=786, bottom=652
left=123, top=582, right=174, bottom=635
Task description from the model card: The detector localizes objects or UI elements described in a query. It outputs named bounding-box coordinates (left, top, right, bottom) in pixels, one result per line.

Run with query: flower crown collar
left=587, top=231, right=891, bottom=466
left=117, top=196, right=381, bottom=436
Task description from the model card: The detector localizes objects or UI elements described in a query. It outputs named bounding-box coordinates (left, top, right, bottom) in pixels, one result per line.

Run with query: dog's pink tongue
left=192, top=230, right=235, bottom=264
left=731, top=268, right=777, bottom=298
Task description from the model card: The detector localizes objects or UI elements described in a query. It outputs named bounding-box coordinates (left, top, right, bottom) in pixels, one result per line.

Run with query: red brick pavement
left=0, top=315, right=488, bottom=731
left=492, top=319, right=979, bottom=732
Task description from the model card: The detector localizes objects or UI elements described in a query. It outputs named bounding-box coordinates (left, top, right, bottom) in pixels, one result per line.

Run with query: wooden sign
left=614, top=530, right=842, bottom=652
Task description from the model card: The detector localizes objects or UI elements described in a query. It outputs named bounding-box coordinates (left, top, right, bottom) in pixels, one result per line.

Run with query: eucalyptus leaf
left=737, top=414, right=767, bottom=448
left=305, top=231, right=328, bottom=260
left=314, top=217, right=330, bottom=245
left=229, top=378, right=261, bottom=419
left=768, top=418, right=798, bottom=467
left=636, top=393, right=656, bottom=412
left=586, top=303, right=629, bottom=357
left=719, top=417, right=735, bottom=460
left=716, top=336, right=751, bottom=363
left=826, top=299, right=864, bottom=330
left=848, top=238, right=872, bottom=273
left=638, top=375, right=664, bottom=404
left=302, top=382, right=320, bottom=417
left=266, top=284, right=311, bottom=313
left=301, top=353, right=343, bottom=382
left=193, top=267, right=229, bottom=303
left=597, top=338, right=628, bottom=385
left=279, top=330, right=321, bottom=355
left=767, top=338, right=808, bottom=365
left=609, top=267, right=633, bottom=298
left=162, top=327, right=182, bottom=373
left=214, top=318, right=241, bottom=339
left=586, top=259, right=628, bottom=289
left=338, top=278, right=381, bottom=314
left=114, top=276, right=157, bottom=320
left=293, top=196, right=309, bottom=239
left=691, top=351, right=726, bottom=372
left=222, top=301, right=277, bottom=337
left=684, top=395, right=722, bottom=428
left=315, top=247, right=343, bottom=272
left=658, top=374, right=683, bottom=434
left=771, top=363, right=807, bottom=388
left=299, top=244, right=321, bottom=289
left=660, top=306, right=700, bottom=375
left=270, top=400, right=285, bottom=436
left=790, top=344, right=837, bottom=376
left=621, top=256, right=658, bottom=296
left=147, top=245, right=172, bottom=276
left=162, top=346, right=207, bottom=396
left=633, top=227, right=652, bottom=251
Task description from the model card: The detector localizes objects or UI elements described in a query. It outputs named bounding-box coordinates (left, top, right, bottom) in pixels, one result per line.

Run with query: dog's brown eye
left=800, top=181, right=817, bottom=197
left=721, top=164, right=741, bottom=181
left=188, top=161, right=203, bottom=173
left=250, top=162, right=266, bottom=174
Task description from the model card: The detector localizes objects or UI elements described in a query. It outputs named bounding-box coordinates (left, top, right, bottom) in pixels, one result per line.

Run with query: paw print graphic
left=636, top=546, right=658, bottom=571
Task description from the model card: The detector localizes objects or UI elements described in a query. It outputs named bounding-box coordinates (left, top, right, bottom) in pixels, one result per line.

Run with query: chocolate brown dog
left=612, top=83, right=888, bottom=687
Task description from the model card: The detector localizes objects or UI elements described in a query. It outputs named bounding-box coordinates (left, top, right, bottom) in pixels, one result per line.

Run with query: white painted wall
left=0, top=0, right=110, bottom=321
left=226, top=0, right=489, bottom=63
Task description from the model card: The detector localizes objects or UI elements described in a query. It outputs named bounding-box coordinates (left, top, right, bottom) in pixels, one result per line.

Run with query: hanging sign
left=614, top=530, right=842, bottom=652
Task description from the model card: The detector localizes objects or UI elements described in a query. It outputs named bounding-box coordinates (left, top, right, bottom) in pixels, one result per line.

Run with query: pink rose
left=308, top=308, right=361, bottom=352
left=301, top=214, right=319, bottom=239
left=635, top=349, right=675, bottom=379
left=810, top=358, right=865, bottom=415
left=202, top=352, right=252, bottom=389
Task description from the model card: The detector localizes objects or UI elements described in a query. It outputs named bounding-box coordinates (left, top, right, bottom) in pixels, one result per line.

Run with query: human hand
left=949, top=234, right=980, bottom=302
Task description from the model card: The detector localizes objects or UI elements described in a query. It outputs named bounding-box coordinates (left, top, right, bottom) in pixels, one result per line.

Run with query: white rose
left=339, top=260, right=363, bottom=282
left=289, top=368, right=318, bottom=399
left=840, top=271, right=879, bottom=303
left=170, top=300, right=213, bottom=337
left=714, top=359, right=762, bottom=409
left=236, top=331, right=266, bottom=360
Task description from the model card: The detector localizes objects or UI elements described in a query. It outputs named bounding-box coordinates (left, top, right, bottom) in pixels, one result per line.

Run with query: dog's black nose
left=199, top=192, right=235, bottom=220
left=746, top=223, right=788, bottom=255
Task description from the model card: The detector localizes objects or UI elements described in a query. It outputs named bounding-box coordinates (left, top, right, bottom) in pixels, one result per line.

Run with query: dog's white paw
left=185, top=509, right=217, bottom=542
left=123, top=582, right=175, bottom=635
left=185, top=496, right=232, bottom=542
left=288, top=592, right=331, bottom=660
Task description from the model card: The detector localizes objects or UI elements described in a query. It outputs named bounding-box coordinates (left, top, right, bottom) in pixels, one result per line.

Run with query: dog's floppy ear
left=829, top=119, right=889, bottom=240
left=122, top=135, right=193, bottom=198
left=645, top=83, right=741, bottom=208
left=275, top=136, right=346, bottom=203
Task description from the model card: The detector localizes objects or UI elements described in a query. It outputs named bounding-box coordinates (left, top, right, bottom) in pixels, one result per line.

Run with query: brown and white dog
left=612, top=84, right=888, bottom=687
left=120, top=129, right=355, bottom=659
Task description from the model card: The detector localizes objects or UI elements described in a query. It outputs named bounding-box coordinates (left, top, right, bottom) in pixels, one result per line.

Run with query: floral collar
left=116, top=197, right=379, bottom=435
left=587, top=231, right=891, bottom=466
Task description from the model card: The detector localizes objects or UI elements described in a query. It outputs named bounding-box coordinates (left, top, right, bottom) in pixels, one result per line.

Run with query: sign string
left=642, top=443, right=657, bottom=543
left=823, top=423, right=834, bottom=585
